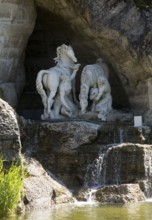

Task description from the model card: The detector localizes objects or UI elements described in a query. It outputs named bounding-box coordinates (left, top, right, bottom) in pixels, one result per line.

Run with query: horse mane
left=54, top=44, right=71, bottom=63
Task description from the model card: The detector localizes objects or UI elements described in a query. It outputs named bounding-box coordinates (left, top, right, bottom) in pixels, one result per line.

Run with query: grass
left=0, top=158, right=24, bottom=217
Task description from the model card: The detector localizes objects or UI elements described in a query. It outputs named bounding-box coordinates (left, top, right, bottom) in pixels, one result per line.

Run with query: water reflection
left=2, top=202, right=152, bottom=220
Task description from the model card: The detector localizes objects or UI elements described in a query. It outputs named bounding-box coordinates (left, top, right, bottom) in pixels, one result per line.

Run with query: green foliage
left=0, top=158, right=24, bottom=217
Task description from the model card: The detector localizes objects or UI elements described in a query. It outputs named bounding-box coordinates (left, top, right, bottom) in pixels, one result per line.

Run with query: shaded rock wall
left=0, top=0, right=36, bottom=107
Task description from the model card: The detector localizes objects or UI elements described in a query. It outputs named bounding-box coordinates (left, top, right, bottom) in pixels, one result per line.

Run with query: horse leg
left=52, top=95, right=63, bottom=119
left=40, top=96, right=48, bottom=120
left=79, top=84, right=89, bottom=114
left=47, top=90, right=57, bottom=118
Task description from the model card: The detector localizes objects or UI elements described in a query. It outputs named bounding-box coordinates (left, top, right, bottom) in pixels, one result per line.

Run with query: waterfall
left=83, top=142, right=152, bottom=203
left=113, top=148, right=121, bottom=185
left=84, top=153, right=105, bottom=189
left=83, top=152, right=106, bottom=203
left=119, top=128, right=124, bottom=143
left=84, top=145, right=122, bottom=189
left=143, top=151, right=152, bottom=198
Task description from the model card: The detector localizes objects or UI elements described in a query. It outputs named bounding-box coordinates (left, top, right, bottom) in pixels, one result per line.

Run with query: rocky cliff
left=0, top=0, right=36, bottom=108
left=20, top=119, right=152, bottom=206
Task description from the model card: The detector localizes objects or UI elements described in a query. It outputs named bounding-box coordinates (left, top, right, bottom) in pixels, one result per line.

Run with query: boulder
left=96, top=184, right=145, bottom=204
left=20, top=120, right=101, bottom=188
left=0, top=98, right=21, bottom=162
left=102, top=143, right=152, bottom=186
left=23, top=158, right=75, bottom=210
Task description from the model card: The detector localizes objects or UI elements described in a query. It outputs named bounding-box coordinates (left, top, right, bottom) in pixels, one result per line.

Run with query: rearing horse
left=36, top=44, right=78, bottom=120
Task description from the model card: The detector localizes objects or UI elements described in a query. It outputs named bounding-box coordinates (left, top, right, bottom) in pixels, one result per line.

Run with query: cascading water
left=84, top=145, right=122, bottom=189
left=83, top=151, right=106, bottom=202
left=84, top=124, right=142, bottom=189
left=83, top=144, right=123, bottom=202
left=84, top=153, right=105, bottom=189
left=142, top=150, right=152, bottom=198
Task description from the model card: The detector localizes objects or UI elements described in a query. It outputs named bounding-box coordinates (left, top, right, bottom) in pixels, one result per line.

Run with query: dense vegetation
left=0, top=158, right=24, bottom=217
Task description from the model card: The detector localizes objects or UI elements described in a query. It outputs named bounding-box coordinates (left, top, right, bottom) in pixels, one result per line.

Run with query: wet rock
left=20, top=119, right=150, bottom=189
left=19, top=120, right=101, bottom=188
left=102, top=143, right=152, bottom=186
left=96, top=184, right=145, bottom=204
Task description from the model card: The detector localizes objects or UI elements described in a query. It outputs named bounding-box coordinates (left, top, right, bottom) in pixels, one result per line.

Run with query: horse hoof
left=41, top=114, right=48, bottom=120
left=41, top=115, right=45, bottom=120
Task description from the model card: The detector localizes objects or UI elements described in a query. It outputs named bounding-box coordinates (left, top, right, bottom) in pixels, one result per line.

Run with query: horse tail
left=36, top=70, right=47, bottom=108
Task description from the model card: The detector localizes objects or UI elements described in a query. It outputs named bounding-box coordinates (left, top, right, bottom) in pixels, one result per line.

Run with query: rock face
left=96, top=184, right=145, bottom=204
left=0, top=98, right=21, bottom=162
left=0, top=0, right=36, bottom=107
left=23, top=158, right=74, bottom=210
left=103, top=144, right=151, bottom=184
left=20, top=120, right=101, bottom=188
left=67, top=0, right=152, bottom=120
left=1, top=103, right=152, bottom=206
left=20, top=119, right=152, bottom=191
left=101, top=143, right=152, bottom=197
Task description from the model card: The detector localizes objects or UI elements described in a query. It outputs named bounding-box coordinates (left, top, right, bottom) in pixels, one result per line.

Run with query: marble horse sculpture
left=36, top=44, right=80, bottom=120
left=79, top=58, right=112, bottom=120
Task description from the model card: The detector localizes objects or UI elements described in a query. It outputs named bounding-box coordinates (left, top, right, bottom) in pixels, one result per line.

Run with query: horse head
left=54, top=44, right=77, bottom=64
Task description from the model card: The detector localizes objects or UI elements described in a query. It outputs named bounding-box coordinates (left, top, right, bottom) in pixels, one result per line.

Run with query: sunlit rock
left=23, top=158, right=74, bottom=210
left=96, top=184, right=145, bottom=204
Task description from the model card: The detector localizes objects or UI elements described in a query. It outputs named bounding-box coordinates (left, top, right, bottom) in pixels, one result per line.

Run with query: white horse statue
left=79, top=58, right=109, bottom=115
left=36, top=44, right=80, bottom=120
left=79, top=58, right=112, bottom=121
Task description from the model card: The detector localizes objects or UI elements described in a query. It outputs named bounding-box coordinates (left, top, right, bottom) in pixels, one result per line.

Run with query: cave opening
left=17, top=7, right=130, bottom=120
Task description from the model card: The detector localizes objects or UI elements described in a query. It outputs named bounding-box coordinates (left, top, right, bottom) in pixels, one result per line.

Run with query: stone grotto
left=0, top=0, right=152, bottom=212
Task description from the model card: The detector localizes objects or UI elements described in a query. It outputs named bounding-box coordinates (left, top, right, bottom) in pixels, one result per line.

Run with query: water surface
left=2, top=201, right=152, bottom=220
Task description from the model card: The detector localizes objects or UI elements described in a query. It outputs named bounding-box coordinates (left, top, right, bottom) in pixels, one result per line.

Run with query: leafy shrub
left=0, top=158, right=24, bottom=217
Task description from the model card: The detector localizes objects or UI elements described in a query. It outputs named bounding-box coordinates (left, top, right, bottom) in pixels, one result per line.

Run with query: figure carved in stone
left=51, top=64, right=80, bottom=119
left=36, top=44, right=80, bottom=120
left=89, top=76, right=112, bottom=120
left=79, top=58, right=112, bottom=120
